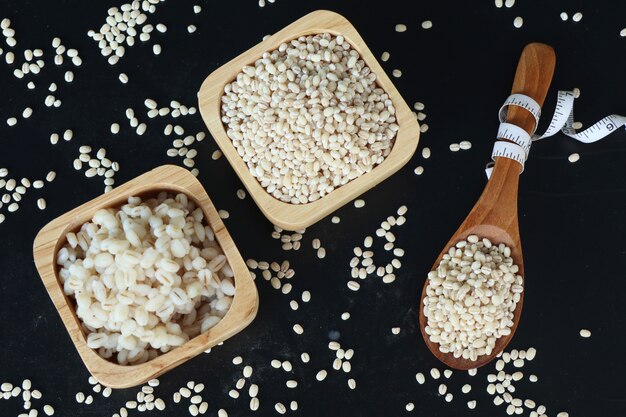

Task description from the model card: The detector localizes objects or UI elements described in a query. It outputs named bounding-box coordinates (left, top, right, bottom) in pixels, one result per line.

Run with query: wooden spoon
left=418, top=43, right=556, bottom=370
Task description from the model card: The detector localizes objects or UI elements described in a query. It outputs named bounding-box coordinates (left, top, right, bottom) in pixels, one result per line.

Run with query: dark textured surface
left=1, top=0, right=625, bottom=416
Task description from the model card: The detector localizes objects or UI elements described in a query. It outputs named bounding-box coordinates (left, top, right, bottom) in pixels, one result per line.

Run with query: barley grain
left=275, top=403, right=286, bottom=414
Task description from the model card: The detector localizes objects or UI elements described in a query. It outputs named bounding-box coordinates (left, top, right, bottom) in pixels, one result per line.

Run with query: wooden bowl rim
left=198, top=9, right=420, bottom=230
left=32, top=165, right=259, bottom=388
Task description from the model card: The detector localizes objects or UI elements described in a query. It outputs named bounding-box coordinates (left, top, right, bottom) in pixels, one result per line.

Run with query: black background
left=1, top=0, right=625, bottom=416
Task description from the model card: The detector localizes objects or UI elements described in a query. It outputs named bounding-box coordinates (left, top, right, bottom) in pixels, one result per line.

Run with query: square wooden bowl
left=198, top=10, right=420, bottom=231
left=32, top=165, right=259, bottom=388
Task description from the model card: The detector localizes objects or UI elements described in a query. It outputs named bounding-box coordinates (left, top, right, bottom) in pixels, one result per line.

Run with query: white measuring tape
left=486, top=90, right=626, bottom=178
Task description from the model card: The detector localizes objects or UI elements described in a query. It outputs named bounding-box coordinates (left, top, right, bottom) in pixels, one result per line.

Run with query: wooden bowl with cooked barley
left=32, top=165, right=258, bottom=388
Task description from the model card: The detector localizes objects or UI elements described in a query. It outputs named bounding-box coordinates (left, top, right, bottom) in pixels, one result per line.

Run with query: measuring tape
left=486, top=90, right=626, bottom=178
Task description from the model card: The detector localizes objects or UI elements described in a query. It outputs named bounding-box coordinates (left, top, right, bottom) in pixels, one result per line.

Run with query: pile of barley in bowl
left=221, top=32, right=399, bottom=204
left=56, top=192, right=235, bottom=365
left=422, top=235, right=523, bottom=361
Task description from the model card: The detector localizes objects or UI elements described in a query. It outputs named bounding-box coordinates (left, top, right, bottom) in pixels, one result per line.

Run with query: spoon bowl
left=419, top=43, right=555, bottom=370
left=419, top=224, right=524, bottom=370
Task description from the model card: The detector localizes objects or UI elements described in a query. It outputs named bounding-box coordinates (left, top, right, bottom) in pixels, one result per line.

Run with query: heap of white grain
left=56, top=192, right=234, bottom=365
left=423, top=235, right=523, bottom=361
left=221, top=33, right=399, bottom=204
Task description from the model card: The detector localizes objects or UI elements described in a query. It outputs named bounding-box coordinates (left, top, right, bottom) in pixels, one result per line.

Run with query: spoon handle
left=506, top=43, right=556, bottom=135
left=482, top=43, right=556, bottom=223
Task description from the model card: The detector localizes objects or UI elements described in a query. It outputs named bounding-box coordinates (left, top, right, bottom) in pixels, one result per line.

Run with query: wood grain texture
left=198, top=10, right=420, bottom=231
left=419, top=43, right=556, bottom=370
left=32, top=165, right=259, bottom=388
